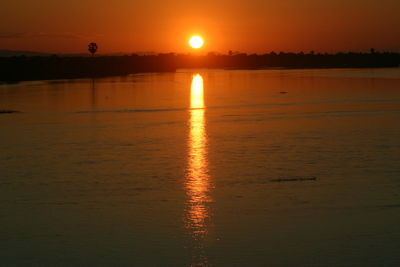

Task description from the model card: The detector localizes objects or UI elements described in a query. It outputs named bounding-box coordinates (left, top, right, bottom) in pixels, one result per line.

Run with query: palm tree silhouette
left=88, top=43, right=98, bottom=56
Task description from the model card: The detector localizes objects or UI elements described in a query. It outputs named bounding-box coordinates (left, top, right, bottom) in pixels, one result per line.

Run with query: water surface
left=1, top=68, right=400, bottom=266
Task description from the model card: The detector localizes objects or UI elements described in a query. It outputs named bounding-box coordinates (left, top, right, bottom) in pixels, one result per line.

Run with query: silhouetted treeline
left=0, top=55, right=175, bottom=82
left=1, top=51, right=399, bottom=81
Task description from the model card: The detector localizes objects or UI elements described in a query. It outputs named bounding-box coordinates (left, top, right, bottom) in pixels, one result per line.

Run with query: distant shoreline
left=1, top=52, right=399, bottom=82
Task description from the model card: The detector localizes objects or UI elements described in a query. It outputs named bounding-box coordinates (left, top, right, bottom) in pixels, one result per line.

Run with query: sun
left=189, top=35, right=204, bottom=49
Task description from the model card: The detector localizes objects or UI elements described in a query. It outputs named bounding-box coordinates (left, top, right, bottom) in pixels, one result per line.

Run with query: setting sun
left=189, top=36, right=204, bottom=49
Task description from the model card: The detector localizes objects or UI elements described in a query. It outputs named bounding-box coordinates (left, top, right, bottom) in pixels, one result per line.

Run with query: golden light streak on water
left=186, top=74, right=211, bottom=266
left=190, top=74, right=204, bottom=109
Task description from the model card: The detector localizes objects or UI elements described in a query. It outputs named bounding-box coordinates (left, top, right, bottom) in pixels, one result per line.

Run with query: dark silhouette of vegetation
left=0, top=51, right=399, bottom=82
left=88, top=43, right=98, bottom=56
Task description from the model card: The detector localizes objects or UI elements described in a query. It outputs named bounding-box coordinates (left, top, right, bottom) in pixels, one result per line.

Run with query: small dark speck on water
left=270, top=177, right=317, bottom=182
left=381, top=204, right=400, bottom=209
left=0, top=110, right=19, bottom=114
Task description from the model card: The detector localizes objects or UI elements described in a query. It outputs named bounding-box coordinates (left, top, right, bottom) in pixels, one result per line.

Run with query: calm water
left=1, top=68, right=400, bottom=266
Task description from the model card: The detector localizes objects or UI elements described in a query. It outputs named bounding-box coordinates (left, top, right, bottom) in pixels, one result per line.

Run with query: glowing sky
left=1, top=0, right=399, bottom=53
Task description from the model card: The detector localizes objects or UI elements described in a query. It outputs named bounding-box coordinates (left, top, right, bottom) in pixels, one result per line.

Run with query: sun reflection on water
left=185, top=74, right=211, bottom=265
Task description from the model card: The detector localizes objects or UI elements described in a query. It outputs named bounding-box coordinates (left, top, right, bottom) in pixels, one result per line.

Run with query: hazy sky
left=1, top=0, right=399, bottom=53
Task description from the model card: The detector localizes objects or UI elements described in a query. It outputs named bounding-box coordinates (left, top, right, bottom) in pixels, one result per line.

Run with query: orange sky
left=1, top=0, right=399, bottom=54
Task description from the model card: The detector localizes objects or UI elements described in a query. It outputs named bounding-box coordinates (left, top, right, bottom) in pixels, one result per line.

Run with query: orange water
left=1, top=68, right=400, bottom=266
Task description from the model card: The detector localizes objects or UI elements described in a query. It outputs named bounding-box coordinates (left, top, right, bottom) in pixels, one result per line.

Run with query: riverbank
left=1, top=52, right=399, bottom=82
